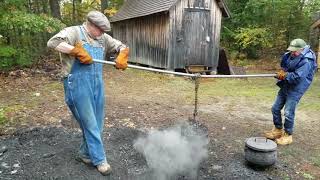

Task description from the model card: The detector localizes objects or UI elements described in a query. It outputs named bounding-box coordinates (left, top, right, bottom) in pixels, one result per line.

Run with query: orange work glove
left=115, top=47, right=129, bottom=70
left=69, top=42, right=93, bottom=64
left=275, top=69, right=287, bottom=80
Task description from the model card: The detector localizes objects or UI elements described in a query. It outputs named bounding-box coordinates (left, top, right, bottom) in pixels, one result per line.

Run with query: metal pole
left=93, top=59, right=195, bottom=77
left=93, top=59, right=276, bottom=78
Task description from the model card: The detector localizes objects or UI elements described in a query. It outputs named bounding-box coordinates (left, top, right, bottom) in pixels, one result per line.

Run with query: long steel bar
left=93, top=59, right=276, bottom=78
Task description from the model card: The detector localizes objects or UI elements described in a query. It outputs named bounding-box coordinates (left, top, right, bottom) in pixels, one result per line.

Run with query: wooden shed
left=110, top=0, right=230, bottom=73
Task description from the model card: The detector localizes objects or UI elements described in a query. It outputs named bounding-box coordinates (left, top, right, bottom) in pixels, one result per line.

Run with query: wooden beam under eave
left=311, top=19, right=320, bottom=29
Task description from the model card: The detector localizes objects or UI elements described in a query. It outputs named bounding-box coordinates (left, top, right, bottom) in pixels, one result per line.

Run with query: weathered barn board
left=112, top=14, right=169, bottom=68
left=111, top=0, right=230, bottom=72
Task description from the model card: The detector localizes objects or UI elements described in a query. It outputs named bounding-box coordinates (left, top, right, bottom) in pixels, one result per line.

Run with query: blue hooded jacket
left=277, top=45, right=317, bottom=101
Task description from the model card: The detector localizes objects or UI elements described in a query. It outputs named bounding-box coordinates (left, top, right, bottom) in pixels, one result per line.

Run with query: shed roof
left=110, top=0, right=230, bottom=22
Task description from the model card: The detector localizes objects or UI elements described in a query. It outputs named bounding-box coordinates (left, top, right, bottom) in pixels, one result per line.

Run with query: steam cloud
left=134, top=122, right=209, bottom=180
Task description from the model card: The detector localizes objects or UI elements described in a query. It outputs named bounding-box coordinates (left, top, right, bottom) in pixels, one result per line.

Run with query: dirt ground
left=0, top=63, right=319, bottom=180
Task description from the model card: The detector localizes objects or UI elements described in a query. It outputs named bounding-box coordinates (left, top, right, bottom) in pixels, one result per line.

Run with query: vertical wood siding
left=112, top=13, right=169, bottom=68
left=112, top=0, right=223, bottom=71
left=210, top=0, right=222, bottom=70
left=182, top=8, right=211, bottom=66
left=168, top=0, right=222, bottom=70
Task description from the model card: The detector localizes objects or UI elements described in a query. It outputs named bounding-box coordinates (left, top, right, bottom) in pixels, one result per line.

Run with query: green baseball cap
left=287, top=38, right=306, bottom=51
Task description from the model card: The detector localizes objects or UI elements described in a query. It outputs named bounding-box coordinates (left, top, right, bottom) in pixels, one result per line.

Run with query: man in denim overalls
left=264, top=39, right=317, bottom=145
left=47, top=11, right=128, bottom=175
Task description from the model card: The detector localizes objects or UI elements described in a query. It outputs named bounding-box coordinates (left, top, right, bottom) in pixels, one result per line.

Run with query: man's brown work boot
left=264, top=127, right=284, bottom=140
left=97, top=162, right=112, bottom=176
left=276, top=132, right=293, bottom=145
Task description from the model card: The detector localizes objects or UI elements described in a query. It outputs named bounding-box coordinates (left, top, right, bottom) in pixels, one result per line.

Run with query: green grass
left=124, top=68, right=320, bottom=111
left=195, top=73, right=320, bottom=110
left=43, top=81, right=62, bottom=91
left=0, top=104, right=29, bottom=126
left=302, top=172, right=315, bottom=179
left=310, top=154, right=320, bottom=167
left=199, top=78, right=276, bottom=99
left=299, top=74, right=320, bottom=111
left=0, top=108, right=7, bottom=125
left=280, top=147, right=300, bottom=158
left=0, top=105, right=24, bottom=125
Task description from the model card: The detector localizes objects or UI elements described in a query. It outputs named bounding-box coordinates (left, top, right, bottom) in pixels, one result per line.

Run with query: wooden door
left=182, top=8, right=211, bottom=67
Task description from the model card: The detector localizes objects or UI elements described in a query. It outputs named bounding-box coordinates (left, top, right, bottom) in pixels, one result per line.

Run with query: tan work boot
left=276, top=132, right=293, bottom=145
left=264, top=127, right=284, bottom=140
left=97, top=162, right=112, bottom=176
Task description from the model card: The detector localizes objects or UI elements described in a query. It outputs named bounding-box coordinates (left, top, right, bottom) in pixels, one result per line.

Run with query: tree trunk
left=42, top=0, right=48, bottom=14
left=27, top=0, right=32, bottom=13
left=299, top=0, right=305, bottom=11
left=101, top=0, right=108, bottom=13
left=73, top=0, right=76, bottom=23
left=49, top=0, right=61, bottom=19
left=35, top=0, right=40, bottom=14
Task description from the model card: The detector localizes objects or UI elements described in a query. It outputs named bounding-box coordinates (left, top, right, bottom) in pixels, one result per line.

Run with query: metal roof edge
left=110, top=0, right=230, bottom=22
left=110, top=10, right=170, bottom=22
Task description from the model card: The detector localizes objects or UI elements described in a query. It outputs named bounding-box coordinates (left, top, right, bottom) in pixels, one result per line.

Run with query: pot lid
left=245, top=137, right=277, bottom=152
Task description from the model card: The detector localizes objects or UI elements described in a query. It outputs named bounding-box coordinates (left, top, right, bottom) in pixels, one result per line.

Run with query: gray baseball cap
left=87, top=11, right=111, bottom=32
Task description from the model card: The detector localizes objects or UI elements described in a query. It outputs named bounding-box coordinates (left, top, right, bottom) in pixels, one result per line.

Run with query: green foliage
left=0, top=45, right=37, bottom=70
left=222, top=0, right=320, bottom=60
left=0, top=0, right=26, bottom=12
left=108, top=0, right=124, bottom=10
left=0, top=11, right=64, bottom=34
left=61, top=1, right=98, bottom=25
left=61, top=0, right=125, bottom=25
left=0, top=0, right=125, bottom=70
left=234, top=27, right=272, bottom=58
left=0, top=45, right=17, bottom=69
left=0, top=46, right=16, bottom=57
left=0, top=6, right=65, bottom=70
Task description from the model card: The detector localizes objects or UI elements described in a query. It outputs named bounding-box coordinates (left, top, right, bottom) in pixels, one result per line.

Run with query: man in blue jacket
left=264, top=38, right=317, bottom=145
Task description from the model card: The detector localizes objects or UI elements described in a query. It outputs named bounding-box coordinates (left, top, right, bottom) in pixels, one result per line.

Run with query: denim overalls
left=63, top=26, right=106, bottom=166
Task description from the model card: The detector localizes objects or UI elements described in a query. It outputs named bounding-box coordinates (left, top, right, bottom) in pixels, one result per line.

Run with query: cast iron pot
left=244, top=137, right=277, bottom=167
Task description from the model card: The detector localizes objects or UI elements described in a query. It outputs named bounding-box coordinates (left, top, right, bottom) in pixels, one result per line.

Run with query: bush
left=0, top=11, right=65, bottom=70
left=0, top=45, right=17, bottom=70
left=0, top=46, right=36, bottom=70
left=234, top=27, right=272, bottom=59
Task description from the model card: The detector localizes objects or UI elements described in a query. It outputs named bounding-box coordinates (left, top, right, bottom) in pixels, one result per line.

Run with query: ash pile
left=0, top=120, right=209, bottom=180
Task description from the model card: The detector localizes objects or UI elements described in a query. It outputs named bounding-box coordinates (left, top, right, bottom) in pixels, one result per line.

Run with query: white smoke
left=134, top=122, right=209, bottom=180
